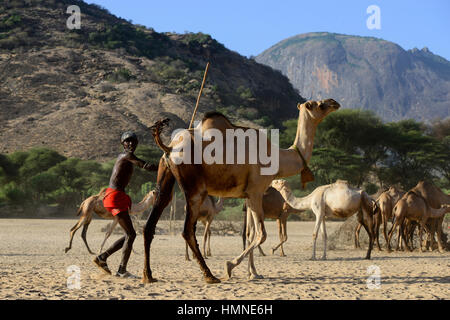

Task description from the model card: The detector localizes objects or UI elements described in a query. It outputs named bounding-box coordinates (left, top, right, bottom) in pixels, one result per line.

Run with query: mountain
left=256, top=32, right=450, bottom=122
left=0, top=0, right=303, bottom=160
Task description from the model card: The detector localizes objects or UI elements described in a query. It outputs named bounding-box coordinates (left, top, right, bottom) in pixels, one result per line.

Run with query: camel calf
left=185, top=196, right=224, bottom=260
left=242, top=186, right=305, bottom=257
left=65, top=188, right=156, bottom=254
left=355, top=186, right=404, bottom=250
left=387, top=191, right=450, bottom=253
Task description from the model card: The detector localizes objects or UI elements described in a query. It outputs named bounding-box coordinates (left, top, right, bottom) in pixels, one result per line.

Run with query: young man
left=94, top=131, right=158, bottom=278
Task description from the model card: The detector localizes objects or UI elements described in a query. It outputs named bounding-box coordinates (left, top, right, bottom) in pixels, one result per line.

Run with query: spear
left=188, top=62, right=210, bottom=129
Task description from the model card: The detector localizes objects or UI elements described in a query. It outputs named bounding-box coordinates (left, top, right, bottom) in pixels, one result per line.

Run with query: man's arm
left=127, top=153, right=158, bottom=171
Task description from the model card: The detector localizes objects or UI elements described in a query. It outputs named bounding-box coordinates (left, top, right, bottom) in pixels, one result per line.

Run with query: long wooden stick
left=188, top=62, right=210, bottom=129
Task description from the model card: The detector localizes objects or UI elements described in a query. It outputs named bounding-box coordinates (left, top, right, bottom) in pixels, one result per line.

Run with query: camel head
left=271, top=179, right=290, bottom=192
left=144, top=190, right=157, bottom=205
left=298, top=99, right=340, bottom=124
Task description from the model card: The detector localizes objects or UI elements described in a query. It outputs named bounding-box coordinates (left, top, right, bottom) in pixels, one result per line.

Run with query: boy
left=94, top=131, right=157, bottom=277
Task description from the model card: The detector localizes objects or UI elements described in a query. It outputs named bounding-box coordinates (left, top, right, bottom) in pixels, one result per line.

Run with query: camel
left=354, top=186, right=404, bottom=250
left=387, top=190, right=450, bottom=253
left=144, top=99, right=340, bottom=284
left=271, top=179, right=378, bottom=260
left=65, top=188, right=156, bottom=254
left=185, top=196, right=224, bottom=260
left=242, top=185, right=305, bottom=257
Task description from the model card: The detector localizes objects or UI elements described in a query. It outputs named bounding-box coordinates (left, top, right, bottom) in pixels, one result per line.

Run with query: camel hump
left=202, top=111, right=235, bottom=127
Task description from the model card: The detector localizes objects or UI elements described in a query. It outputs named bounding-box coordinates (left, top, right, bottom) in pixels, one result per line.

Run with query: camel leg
left=272, top=217, right=287, bottom=257
left=357, top=202, right=374, bottom=260
left=245, top=210, right=258, bottom=279
left=99, top=219, right=118, bottom=254
left=226, top=194, right=266, bottom=280
left=354, top=223, right=362, bottom=249
left=279, top=215, right=288, bottom=257
left=382, top=214, right=390, bottom=250
left=183, top=190, right=220, bottom=284
left=65, top=216, right=86, bottom=253
left=202, top=220, right=209, bottom=259
left=185, top=242, right=191, bottom=261
left=387, top=218, right=400, bottom=252
left=142, top=164, right=175, bottom=284
left=310, top=204, right=323, bottom=261
left=320, top=219, right=327, bottom=260
left=206, top=224, right=212, bottom=257
left=81, top=219, right=95, bottom=255
left=435, top=217, right=446, bottom=253
left=374, top=212, right=382, bottom=251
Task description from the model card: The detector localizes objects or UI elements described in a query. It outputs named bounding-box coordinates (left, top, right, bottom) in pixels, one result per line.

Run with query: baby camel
left=242, top=185, right=305, bottom=257
left=65, top=188, right=156, bottom=254
left=185, top=196, right=224, bottom=260
left=355, top=186, right=404, bottom=250
left=387, top=191, right=450, bottom=253
left=271, top=179, right=378, bottom=260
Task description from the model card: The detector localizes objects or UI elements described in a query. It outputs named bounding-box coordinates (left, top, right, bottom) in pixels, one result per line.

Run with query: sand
left=0, top=219, right=449, bottom=300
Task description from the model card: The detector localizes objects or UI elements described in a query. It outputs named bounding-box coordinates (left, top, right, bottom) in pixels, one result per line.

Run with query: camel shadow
left=261, top=274, right=450, bottom=286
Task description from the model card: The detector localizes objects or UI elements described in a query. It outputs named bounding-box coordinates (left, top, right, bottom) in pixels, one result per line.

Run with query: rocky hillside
left=256, top=32, right=450, bottom=122
left=0, top=0, right=303, bottom=160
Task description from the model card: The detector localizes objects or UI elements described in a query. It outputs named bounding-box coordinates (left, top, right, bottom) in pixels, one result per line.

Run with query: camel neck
left=293, top=107, right=316, bottom=161
left=279, top=187, right=312, bottom=211
left=276, top=108, right=317, bottom=178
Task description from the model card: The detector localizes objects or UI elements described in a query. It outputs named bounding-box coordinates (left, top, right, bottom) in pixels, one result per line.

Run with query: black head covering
left=120, top=131, right=138, bottom=144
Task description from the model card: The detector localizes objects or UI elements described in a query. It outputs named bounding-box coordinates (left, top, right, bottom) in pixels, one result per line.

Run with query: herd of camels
left=65, top=99, right=450, bottom=284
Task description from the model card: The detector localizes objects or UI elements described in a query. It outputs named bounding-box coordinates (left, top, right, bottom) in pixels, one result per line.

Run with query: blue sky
left=85, top=0, right=450, bottom=60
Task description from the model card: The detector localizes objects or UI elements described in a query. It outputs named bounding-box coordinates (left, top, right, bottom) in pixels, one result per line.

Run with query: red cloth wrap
left=103, top=188, right=131, bottom=216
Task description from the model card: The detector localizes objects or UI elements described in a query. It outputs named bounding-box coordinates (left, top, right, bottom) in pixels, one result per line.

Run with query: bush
left=107, top=68, right=134, bottom=82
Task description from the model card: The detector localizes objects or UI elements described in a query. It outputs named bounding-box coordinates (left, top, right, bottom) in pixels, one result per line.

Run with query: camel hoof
left=249, top=274, right=264, bottom=280
left=224, top=261, right=233, bottom=280
left=205, top=275, right=221, bottom=284
left=142, top=270, right=158, bottom=284
left=280, top=254, right=286, bottom=257
left=320, top=256, right=327, bottom=261
left=310, top=256, right=316, bottom=261
left=64, top=248, right=70, bottom=253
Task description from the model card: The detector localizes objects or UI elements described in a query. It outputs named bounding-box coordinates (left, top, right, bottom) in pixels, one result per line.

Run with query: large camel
left=271, top=179, right=378, bottom=260
left=145, top=99, right=340, bottom=283
left=354, top=186, right=404, bottom=250
left=387, top=190, right=450, bottom=253
left=65, top=188, right=156, bottom=254
left=185, top=196, right=224, bottom=260
left=242, top=185, right=305, bottom=257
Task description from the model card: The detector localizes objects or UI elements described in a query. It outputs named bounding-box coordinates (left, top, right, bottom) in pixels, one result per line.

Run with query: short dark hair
left=120, top=131, right=138, bottom=144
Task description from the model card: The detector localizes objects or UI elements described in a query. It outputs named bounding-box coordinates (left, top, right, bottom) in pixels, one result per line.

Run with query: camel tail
left=76, top=205, right=82, bottom=216
left=150, top=119, right=172, bottom=154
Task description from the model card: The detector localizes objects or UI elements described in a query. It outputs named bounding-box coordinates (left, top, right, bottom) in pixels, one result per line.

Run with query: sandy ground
left=0, top=219, right=449, bottom=300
